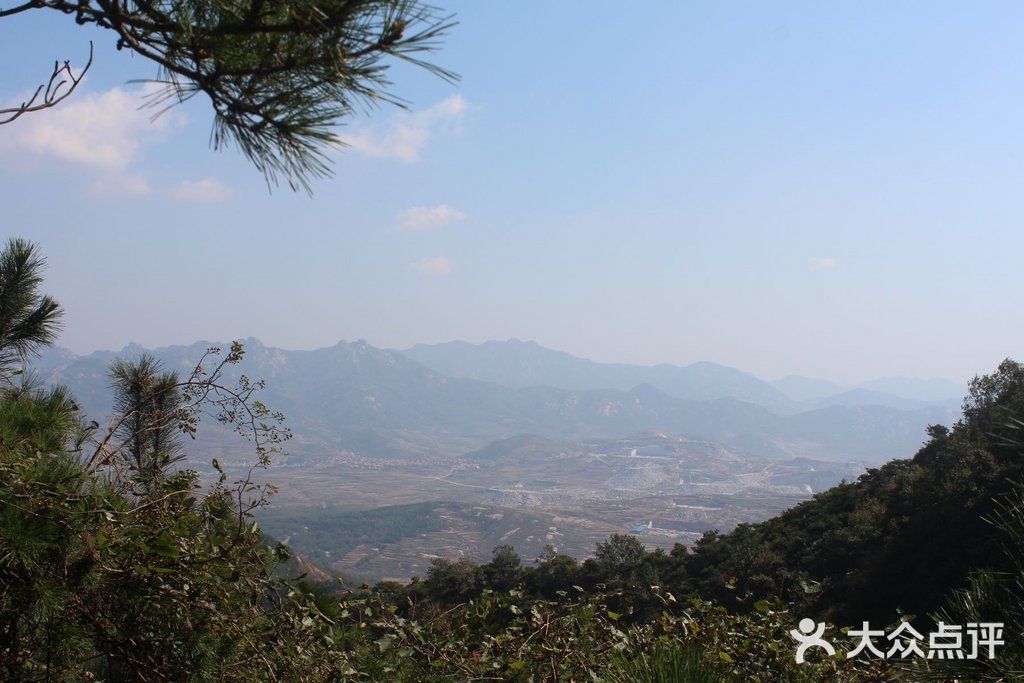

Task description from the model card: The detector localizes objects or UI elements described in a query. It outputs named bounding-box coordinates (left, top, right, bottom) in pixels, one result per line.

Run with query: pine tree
left=109, top=355, right=183, bottom=490
left=0, top=238, right=62, bottom=375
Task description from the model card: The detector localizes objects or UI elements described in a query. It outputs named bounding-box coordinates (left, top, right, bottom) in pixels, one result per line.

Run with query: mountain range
left=32, top=338, right=960, bottom=464
left=400, top=339, right=797, bottom=412
left=402, top=339, right=963, bottom=411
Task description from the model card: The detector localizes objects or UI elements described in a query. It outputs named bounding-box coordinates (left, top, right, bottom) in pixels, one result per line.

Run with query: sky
left=1, top=2, right=1023, bottom=385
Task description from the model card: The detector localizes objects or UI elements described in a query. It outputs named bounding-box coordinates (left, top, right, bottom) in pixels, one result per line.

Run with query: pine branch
left=1, top=0, right=457, bottom=191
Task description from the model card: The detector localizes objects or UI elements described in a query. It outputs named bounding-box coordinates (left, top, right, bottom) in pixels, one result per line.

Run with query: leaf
left=150, top=531, right=180, bottom=558
left=718, top=651, right=734, bottom=663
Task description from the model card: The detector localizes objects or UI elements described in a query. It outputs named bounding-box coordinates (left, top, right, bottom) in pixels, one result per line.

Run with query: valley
left=36, top=337, right=952, bottom=581
left=257, top=431, right=864, bottom=580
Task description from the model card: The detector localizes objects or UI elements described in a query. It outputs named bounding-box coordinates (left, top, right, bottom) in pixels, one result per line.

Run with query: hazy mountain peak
left=119, top=342, right=148, bottom=355
left=497, top=338, right=540, bottom=346
left=400, top=339, right=796, bottom=413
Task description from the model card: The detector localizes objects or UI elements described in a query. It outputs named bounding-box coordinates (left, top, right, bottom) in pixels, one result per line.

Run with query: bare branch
left=0, top=41, right=93, bottom=124
left=0, top=0, right=45, bottom=18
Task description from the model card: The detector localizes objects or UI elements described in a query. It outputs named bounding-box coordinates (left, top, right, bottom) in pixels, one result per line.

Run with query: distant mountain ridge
left=769, top=375, right=845, bottom=403
left=811, top=388, right=957, bottom=412
left=400, top=339, right=797, bottom=412
left=401, top=339, right=964, bottom=410
left=33, top=338, right=956, bottom=465
left=856, top=376, right=964, bottom=403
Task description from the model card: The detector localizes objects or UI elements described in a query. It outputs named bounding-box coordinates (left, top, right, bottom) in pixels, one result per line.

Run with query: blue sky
left=1, top=2, right=1022, bottom=384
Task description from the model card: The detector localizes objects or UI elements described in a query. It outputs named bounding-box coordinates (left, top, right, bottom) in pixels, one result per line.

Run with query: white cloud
left=0, top=85, right=180, bottom=171
left=394, top=204, right=466, bottom=232
left=87, top=174, right=151, bottom=197
left=171, top=178, right=233, bottom=203
left=409, top=256, right=452, bottom=277
left=810, top=256, right=839, bottom=270
left=338, top=95, right=467, bottom=162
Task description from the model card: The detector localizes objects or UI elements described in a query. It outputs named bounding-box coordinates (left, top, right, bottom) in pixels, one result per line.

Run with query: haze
left=3, top=2, right=1023, bottom=385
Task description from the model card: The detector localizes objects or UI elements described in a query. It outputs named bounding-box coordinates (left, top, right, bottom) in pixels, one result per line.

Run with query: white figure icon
left=791, top=618, right=836, bottom=664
